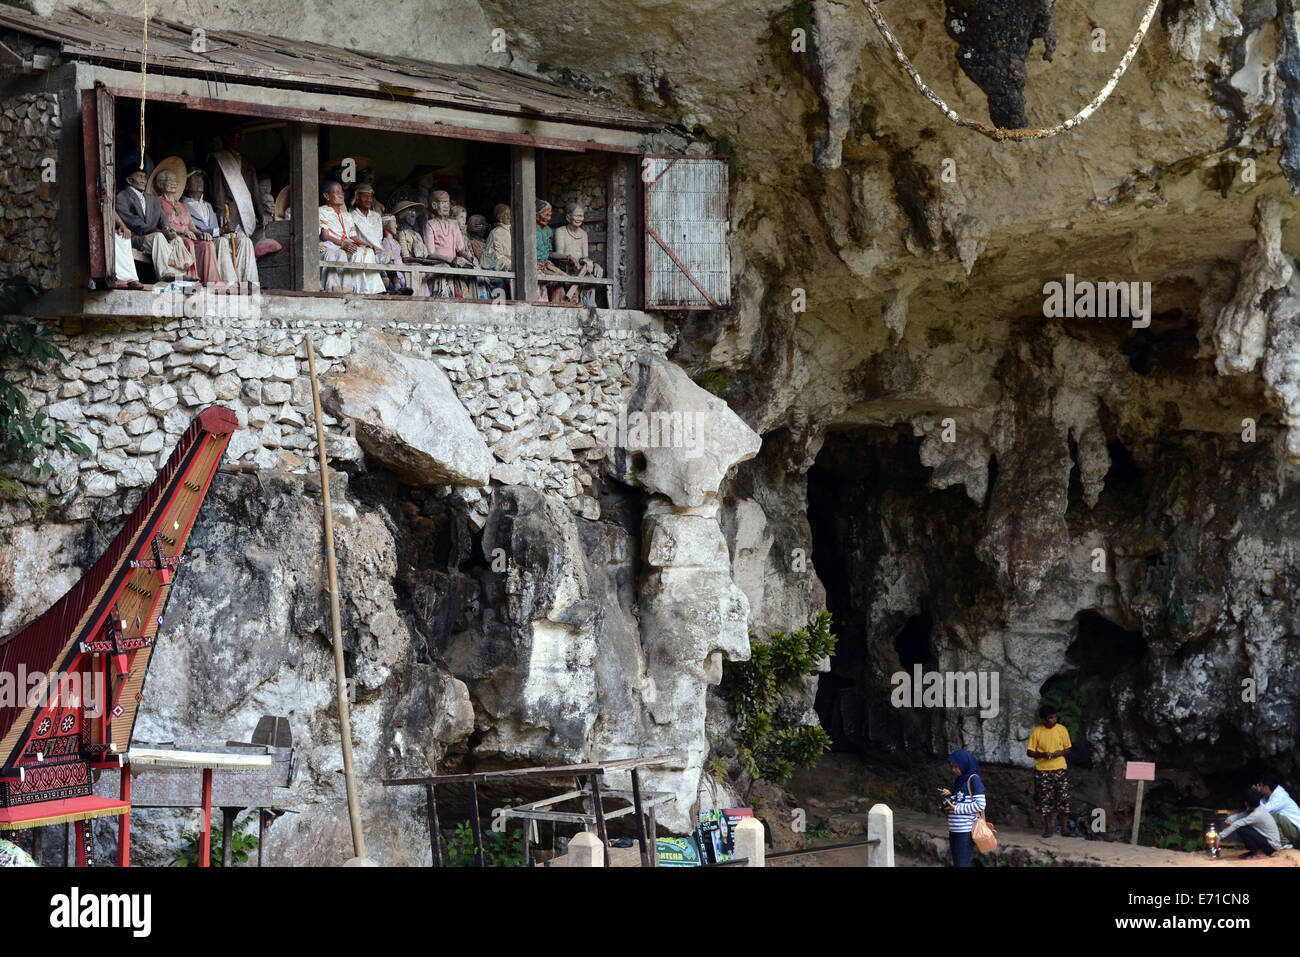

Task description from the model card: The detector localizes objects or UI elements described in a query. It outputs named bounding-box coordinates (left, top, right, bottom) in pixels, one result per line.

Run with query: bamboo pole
left=305, top=332, right=370, bottom=864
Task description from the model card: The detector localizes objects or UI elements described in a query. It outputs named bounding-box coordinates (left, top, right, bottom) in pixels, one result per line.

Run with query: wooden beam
left=126, top=747, right=273, bottom=769
left=89, top=65, right=650, bottom=152
left=511, top=146, right=537, bottom=303
left=381, top=753, right=686, bottom=787
left=0, top=39, right=27, bottom=73
left=498, top=797, right=671, bottom=826
left=291, top=123, right=319, bottom=292
left=507, top=789, right=587, bottom=812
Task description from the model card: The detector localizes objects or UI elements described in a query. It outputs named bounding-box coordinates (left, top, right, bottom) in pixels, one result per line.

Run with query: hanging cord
left=138, top=0, right=148, bottom=169
left=860, top=0, right=1163, bottom=141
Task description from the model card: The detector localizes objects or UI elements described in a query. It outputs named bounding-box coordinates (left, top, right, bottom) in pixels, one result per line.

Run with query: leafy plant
left=173, top=812, right=260, bottom=867
left=0, top=475, right=51, bottom=520
left=1038, top=673, right=1087, bottom=742
left=444, top=820, right=526, bottom=867
left=706, top=756, right=730, bottom=783
left=0, top=278, right=88, bottom=475
left=1145, top=804, right=1203, bottom=853
left=719, top=611, right=837, bottom=792
left=802, top=824, right=827, bottom=849
left=699, top=370, right=728, bottom=395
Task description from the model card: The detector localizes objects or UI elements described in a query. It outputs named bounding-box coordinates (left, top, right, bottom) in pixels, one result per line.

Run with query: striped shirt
left=948, top=776, right=987, bottom=834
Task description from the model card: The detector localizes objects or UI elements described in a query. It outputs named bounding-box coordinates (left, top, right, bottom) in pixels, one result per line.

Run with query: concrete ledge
left=31, top=289, right=669, bottom=339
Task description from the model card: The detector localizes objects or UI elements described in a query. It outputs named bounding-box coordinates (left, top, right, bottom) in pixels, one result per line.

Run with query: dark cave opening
left=1038, top=610, right=1148, bottom=770
left=807, top=424, right=988, bottom=755
left=894, top=612, right=934, bottom=671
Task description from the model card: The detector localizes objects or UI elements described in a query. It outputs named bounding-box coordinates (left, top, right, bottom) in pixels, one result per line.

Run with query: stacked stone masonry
left=0, top=91, right=60, bottom=290
left=1, top=305, right=674, bottom=528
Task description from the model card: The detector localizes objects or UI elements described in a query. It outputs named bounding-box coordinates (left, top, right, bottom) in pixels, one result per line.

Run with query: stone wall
left=0, top=89, right=60, bottom=290
left=0, top=300, right=673, bottom=529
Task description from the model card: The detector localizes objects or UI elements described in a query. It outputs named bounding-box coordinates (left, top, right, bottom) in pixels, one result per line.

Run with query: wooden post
left=589, top=773, right=610, bottom=867
left=468, top=781, right=484, bottom=868
left=647, top=804, right=659, bottom=867
left=75, top=820, right=88, bottom=867
left=291, top=123, right=320, bottom=292
left=510, top=146, right=538, bottom=302
left=617, top=155, right=643, bottom=309
left=116, top=760, right=131, bottom=867
left=631, top=768, right=650, bottom=868
left=1125, top=761, right=1155, bottom=845
left=306, top=332, right=369, bottom=863
left=221, top=807, right=238, bottom=867
left=198, top=767, right=213, bottom=867
left=425, top=783, right=443, bottom=867
left=1131, top=780, right=1146, bottom=846
left=258, top=809, right=266, bottom=867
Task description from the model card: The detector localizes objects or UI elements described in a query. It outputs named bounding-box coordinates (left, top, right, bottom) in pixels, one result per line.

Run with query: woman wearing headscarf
left=939, top=749, right=987, bottom=867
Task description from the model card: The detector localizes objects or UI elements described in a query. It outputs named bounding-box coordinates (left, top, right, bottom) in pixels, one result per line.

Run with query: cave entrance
left=806, top=424, right=986, bottom=755
left=1038, top=610, right=1147, bottom=769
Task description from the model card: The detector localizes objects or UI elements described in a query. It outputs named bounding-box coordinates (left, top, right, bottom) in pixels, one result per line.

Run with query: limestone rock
left=606, top=354, right=761, bottom=508
left=809, top=0, right=872, bottom=170
left=1212, top=197, right=1292, bottom=376
left=321, top=330, right=492, bottom=486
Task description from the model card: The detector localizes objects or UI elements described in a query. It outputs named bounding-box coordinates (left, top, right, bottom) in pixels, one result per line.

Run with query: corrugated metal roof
left=0, top=5, right=662, bottom=132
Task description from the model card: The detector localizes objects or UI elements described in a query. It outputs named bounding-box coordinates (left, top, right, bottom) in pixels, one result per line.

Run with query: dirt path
left=549, top=817, right=1300, bottom=867
left=890, top=807, right=1300, bottom=867
left=778, top=753, right=1300, bottom=867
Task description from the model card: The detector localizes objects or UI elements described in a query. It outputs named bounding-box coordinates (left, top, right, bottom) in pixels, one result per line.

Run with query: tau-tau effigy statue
left=258, top=176, right=277, bottom=225
left=184, top=170, right=259, bottom=286
left=319, top=179, right=381, bottom=293
left=392, top=199, right=430, bottom=296
left=466, top=213, right=493, bottom=299
left=450, top=204, right=479, bottom=298
left=422, top=189, right=471, bottom=298
left=534, top=199, right=571, bottom=302
left=107, top=209, right=145, bottom=290
left=554, top=203, right=604, bottom=306
left=485, top=203, right=512, bottom=273
left=381, top=214, right=413, bottom=294
left=348, top=183, right=387, bottom=294
left=207, top=129, right=263, bottom=240
left=153, top=166, right=219, bottom=285
left=114, top=167, right=192, bottom=283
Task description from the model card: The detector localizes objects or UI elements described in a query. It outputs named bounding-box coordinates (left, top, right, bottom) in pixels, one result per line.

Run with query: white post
left=568, top=831, right=604, bottom=868
left=733, top=816, right=765, bottom=867
left=867, top=803, right=895, bottom=867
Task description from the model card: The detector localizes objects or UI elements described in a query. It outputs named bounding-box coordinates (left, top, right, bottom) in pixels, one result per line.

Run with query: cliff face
left=4, top=0, right=1300, bottom=860
left=478, top=0, right=1300, bottom=807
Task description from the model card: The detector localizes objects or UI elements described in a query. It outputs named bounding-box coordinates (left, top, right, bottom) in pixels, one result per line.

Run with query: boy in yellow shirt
left=1027, top=704, right=1072, bottom=838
